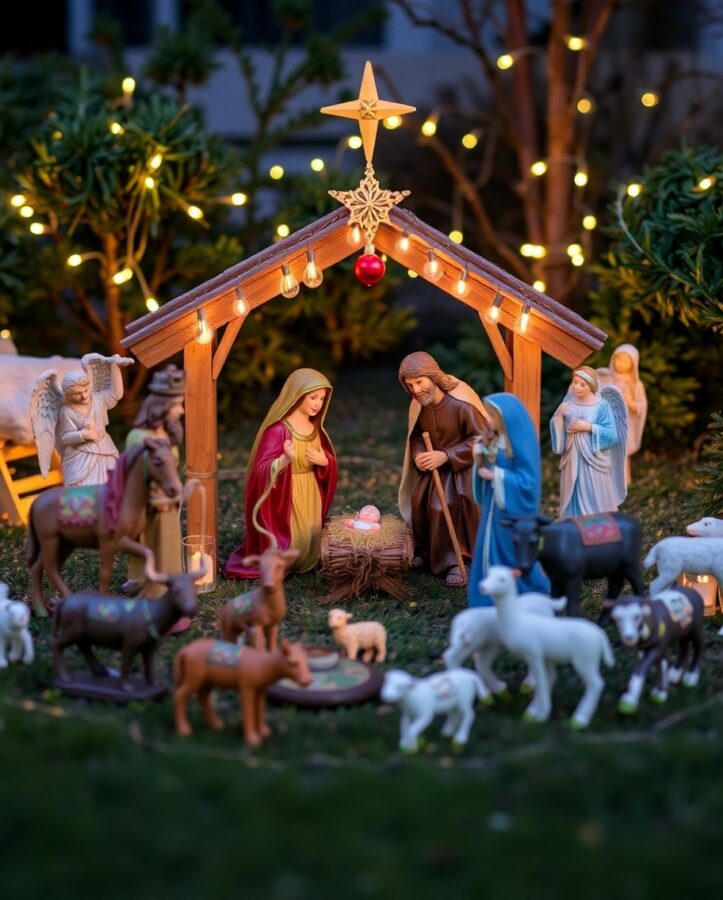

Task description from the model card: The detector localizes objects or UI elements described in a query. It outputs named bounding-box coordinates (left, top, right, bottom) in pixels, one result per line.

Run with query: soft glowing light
left=533, top=279, right=546, bottom=292
left=530, top=160, right=548, bottom=176
left=187, top=205, right=204, bottom=220
left=571, top=253, right=585, bottom=267
left=280, top=264, right=299, bottom=299
left=455, top=266, right=470, bottom=298
left=461, top=132, right=478, bottom=149
left=565, top=35, right=587, bottom=51
left=269, top=165, right=284, bottom=180
left=518, top=303, right=531, bottom=333
left=349, top=224, right=362, bottom=244
left=396, top=230, right=411, bottom=252
left=488, top=293, right=503, bottom=322
left=149, top=152, right=163, bottom=170
left=112, top=267, right=133, bottom=285
left=582, top=214, right=598, bottom=230
left=449, top=230, right=463, bottom=244
left=383, top=115, right=402, bottom=130
left=231, top=192, right=247, bottom=206
left=10, top=194, right=26, bottom=208
left=641, top=92, right=659, bottom=108
left=576, top=97, right=593, bottom=114
left=19, top=205, right=34, bottom=218
left=67, top=254, right=83, bottom=267
left=407, top=269, right=418, bottom=278
left=52, top=130, right=63, bottom=141
left=520, top=243, right=546, bottom=259
left=695, top=176, right=716, bottom=192
left=145, top=297, right=159, bottom=312
left=144, top=176, right=156, bottom=189
left=497, top=54, right=514, bottom=70
left=627, top=183, right=642, bottom=198
left=310, top=157, right=325, bottom=172
left=195, top=309, right=213, bottom=344
left=303, top=248, right=323, bottom=289
left=0, top=329, right=10, bottom=340
left=29, top=222, right=46, bottom=235
left=422, top=249, right=443, bottom=282
left=347, top=135, right=363, bottom=149
left=109, top=121, right=124, bottom=135
left=234, top=286, right=247, bottom=316
left=276, top=223, right=290, bottom=238
left=381, top=254, right=387, bottom=262
left=574, top=170, right=588, bottom=187
left=421, top=118, right=437, bottom=137
left=567, top=243, right=583, bottom=257
left=122, top=76, right=136, bottom=95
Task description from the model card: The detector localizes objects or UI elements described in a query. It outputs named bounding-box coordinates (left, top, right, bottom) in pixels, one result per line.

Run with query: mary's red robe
left=223, top=421, right=337, bottom=579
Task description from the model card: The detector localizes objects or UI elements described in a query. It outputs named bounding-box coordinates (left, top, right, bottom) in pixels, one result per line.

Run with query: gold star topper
left=321, top=60, right=416, bottom=163
left=329, top=161, right=410, bottom=246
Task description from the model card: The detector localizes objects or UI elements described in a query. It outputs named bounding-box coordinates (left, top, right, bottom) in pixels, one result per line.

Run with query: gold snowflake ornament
left=329, top=162, right=410, bottom=245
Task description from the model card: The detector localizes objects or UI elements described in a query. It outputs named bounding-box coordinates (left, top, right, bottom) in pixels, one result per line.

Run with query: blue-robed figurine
left=468, top=393, right=550, bottom=607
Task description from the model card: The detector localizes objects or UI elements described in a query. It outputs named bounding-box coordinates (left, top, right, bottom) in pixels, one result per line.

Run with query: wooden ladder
left=0, top=440, right=62, bottom=526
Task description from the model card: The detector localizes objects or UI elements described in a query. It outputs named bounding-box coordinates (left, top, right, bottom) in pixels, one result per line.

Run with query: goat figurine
left=220, top=548, right=299, bottom=650
left=604, top=588, right=705, bottom=714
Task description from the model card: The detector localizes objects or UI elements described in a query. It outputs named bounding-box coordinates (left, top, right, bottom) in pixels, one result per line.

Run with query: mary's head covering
left=482, top=392, right=542, bottom=510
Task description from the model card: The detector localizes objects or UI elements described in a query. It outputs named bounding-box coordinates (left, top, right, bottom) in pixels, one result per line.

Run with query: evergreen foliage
left=686, top=412, right=723, bottom=519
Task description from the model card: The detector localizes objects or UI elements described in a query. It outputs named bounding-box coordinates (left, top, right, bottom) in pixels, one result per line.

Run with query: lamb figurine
left=381, top=668, right=491, bottom=752
left=686, top=517, right=723, bottom=537
left=0, top=585, right=34, bottom=667
left=480, top=566, right=614, bottom=729
left=443, top=593, right=567, bottom=695
left=328, top=608, right=387, bottom=663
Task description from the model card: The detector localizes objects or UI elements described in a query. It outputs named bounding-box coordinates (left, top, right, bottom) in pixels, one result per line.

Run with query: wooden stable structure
left=0, top=441, right=62, bottom=526
left=121, top=206, right=606, bottom=565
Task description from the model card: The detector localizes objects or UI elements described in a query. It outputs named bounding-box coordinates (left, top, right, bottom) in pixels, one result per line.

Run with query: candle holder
left=182, top=534, right=216, bottom=594
left=678, top=572, right=720, bottom=616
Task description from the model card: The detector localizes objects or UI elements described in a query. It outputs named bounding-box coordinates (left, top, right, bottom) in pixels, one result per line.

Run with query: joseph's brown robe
left=409, top=393, right=486, bottom=575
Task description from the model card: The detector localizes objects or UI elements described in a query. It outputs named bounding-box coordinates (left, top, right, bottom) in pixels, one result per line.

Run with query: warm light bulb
left=533, top=279, right=546, bottom=292
left=19, top=205, right=34, bottom=218
left=566, top=243, right=583, bottom=257
left=144, top=176, right=156, bottom=189
left=29, top=222, right=45, bottom=235
left=233, top=286, right=247, bottom=316
left=269, top=165, right=284, bottom=180
left=149, top=152, right=163, bottom=170
left=488, top=293, right=503, bottom=321
left=276, top=223, right=290, bottom=238
left=383, top=115, right=402, bottom=130
left=196, top=309, right=213, bottom=344
left=280, top=264, right=299, bottom=299
left=349, top=225, right=362, bottom=245
left=582, top=214, right=597, bottom=230
left=67, top=254, right=83, bottom=267
left=0, top=329, right=10, bottom=339
left=422, top=249, right=443, bottom=282
left=145, top=297, right=159, bottom=312
left=518, top=303, right=531, bottom=333
left=231, top=192, right=247, bottom=206
left=122, top=76, right=136, bottom=95
left=310, top=157, right=325, bottom=172
left=461, top=132, right=478, bottom=149
left=52, top=130, right=63, bottom=141
left=187, top=205, right=204, bottom=219
left=530, top=160, right=548, bottom=176
left=574, top=170, right=588, bottom=187
left=576, top=97, right=593, bottom=114
left=10, top=194, right=26, bottom=208
left=109, top=121, right=124, bottom=135
left=112, top=267, right=133, bottom=285
left=303, top=248, right=324, bottom=289
left=627, top=183, right=642, bottom=198
left=407, top=269, right=418, bottom=279
left=449, top=230, right=463, bottom=244
left=520, top=243, right=546, bottom=259
left=695, top=176, right=716, bottom=192
left=497, top=54, right=514, bottom=70
left=396, top=230, right=411, bottom=252
left=565, top=35, right=587, bottom=51
left=641, top=92, right=659, bottom=108
left=455, top=266, right=470, bottom=297
left=571, top=253, right=585, bottom=267
left=421, top=118, right=437, bottom=137
left=347, top=135, right=362, bottom=150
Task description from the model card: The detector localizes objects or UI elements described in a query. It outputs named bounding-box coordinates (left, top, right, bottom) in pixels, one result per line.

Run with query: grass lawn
left=1, top=365, right=721, bottom=898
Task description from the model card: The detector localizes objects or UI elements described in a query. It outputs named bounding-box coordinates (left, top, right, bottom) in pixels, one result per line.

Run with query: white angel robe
left=57, top=392, right=120, bottom=486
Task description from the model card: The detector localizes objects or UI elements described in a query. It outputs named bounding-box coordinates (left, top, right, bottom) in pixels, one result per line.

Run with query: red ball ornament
left=354, top=252, right=385, bottom=286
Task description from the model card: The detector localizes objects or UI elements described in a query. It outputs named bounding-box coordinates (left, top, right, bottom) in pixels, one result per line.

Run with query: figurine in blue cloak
left=468, top=392, right=550, bottom=607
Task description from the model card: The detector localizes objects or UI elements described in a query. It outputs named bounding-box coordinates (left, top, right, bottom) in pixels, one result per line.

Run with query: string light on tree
left=19, top=205, right=34, bottom=218
left=9, top=194, right=26, bottom=208
left=576, top=97, right=594, bottom=114
left=627, top=183, right=643, bottom=198
left=269, top=165, right=284, bottom=180
left=574, top=169, right=589, bottom=187
left=533, top=279, right=546, bottom=292
left=347, top=135, right=363, bottom=149
left=276, top=223, right=290, bottom=238
left=112, top=267, right=134, bottom=285
left=302, top=248, right=324, bottom=288
left=571, top=253, right=585, bottom=267
left=52, top=130, right=63, bottom=141
left=407, top=269, right=418, bottom=278
left=582, top=214, right=598, bottom=230
left=448, top=230, right=463, bottom=244
left=496, top=53, right=514, bottom=70
left=29, top=222, right=46, bottom=235
left=67, top=254, right=83, bottom=267
left=520, top=243, right=547, bottom=259
left=145, top=297, right=159, bottom=312
left=461, top=131, right=479, bottom=149
left=144, top=176, right=156, bottom=189
left=383, top=116, right=402, bottom=130
left=279, top=264, right=300, bottom=299
left=693, top=176, right=716, bottom=192
left=230, top=192, right=247, bottom=206
left=530, top=160, right=548, bottom=176
left=565, top=35, right=587, bottom=51
left=187, top=205, right=204, bottom=220
left=310, top=158, right=325, bottom=172
left=454, top=265, right=470, bottom=297
left=641, top=92, right=659, bottom=108
left=0, top=329, right=10, bottom=340
left=109, top=121, right=124, bottom=135
left=566, top=243, right=583, bottom=258
left=421, top=117, right=438, bottom=137
left=233, top=286, right=247, bottom=316
left=195, top=309, right=213, bottom=344
left=122, top=76, right=136, bottom=105
left=149, top=152, right=163, bottom=170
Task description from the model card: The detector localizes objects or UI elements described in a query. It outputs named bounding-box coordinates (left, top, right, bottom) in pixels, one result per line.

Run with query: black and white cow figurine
left=603, top=587, right=705, bottom=714
left=503, top=513, right=644, bottom=618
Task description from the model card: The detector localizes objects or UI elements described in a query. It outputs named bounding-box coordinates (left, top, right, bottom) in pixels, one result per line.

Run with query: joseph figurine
left=398, top=352, right=488, bottom=587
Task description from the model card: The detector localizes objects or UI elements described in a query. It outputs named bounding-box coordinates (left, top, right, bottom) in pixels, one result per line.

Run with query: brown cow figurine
left=174, top=638, right=312, bottom=745
left=604, top=586, right=705, bottom=714
left=52, top=551, right=207, bottom=701
left=220, top=547, right=300, bottom=649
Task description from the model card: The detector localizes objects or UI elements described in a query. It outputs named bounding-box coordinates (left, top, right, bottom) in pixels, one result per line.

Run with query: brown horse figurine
left=174, top=638, right=312, bottom=745
left=220, top=547, right=300, bottom=650
left=26, top=436, right=182, bottom=613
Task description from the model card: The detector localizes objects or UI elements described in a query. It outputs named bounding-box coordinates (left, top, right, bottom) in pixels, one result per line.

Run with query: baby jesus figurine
left=344, top=505, right=382, bottom=533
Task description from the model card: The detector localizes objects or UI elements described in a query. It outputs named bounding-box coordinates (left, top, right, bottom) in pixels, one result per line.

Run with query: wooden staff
left=422, top=431, right=468, bottom=586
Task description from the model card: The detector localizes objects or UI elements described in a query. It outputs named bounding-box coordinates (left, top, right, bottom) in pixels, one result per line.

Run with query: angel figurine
left=549, top=365, right=628, bottom=518
left=596, top=343, right=648, bottom=484
left=30, top=353, right=134, bottom=486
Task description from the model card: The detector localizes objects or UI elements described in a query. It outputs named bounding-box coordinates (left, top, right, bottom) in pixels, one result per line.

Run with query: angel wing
left=30, top=371, right=63, bottom=478
left=81, top=352, right=113, bottom=393
left=600, top=384, right=629, bottom=502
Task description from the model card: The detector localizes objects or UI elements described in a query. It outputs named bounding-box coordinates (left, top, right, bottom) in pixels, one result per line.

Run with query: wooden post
left=504, top=330, right=542, bottom=433
left=184, top=338, right=218, bottom=568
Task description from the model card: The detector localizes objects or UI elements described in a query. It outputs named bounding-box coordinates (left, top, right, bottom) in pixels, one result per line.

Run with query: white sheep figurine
left=328, top=608, right=387, bottom=663
left=645, top=534, right=723, bottom=599
left=381, top=668, right=491, bottom=752
left=443, top=593, right=567, bottom=695
left=0, top=585, right=34, bottom=668
left=686, top=517, right=723, bottom=537
left=480, top=566, right=614, bottom=729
